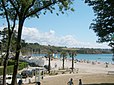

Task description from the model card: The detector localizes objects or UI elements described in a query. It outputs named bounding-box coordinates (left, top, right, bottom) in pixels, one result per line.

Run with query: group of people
left=67, top=78, right=82, bottom=85
left=18, top=78, right=82, bottom=85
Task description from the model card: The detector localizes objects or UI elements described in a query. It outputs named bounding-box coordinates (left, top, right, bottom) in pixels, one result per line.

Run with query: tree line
left=0, top=28, right=111, bottom=55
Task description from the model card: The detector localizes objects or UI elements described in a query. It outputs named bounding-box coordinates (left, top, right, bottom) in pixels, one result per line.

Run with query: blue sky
left=0, top=0, right=110, bottom=48
left=24, top=0, right=95, bottom=43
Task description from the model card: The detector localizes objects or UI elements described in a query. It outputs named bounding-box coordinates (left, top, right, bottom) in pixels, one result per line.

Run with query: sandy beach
left=38, top=73, right=114, bottom=85
left=24, top=57, right=114, bottom=85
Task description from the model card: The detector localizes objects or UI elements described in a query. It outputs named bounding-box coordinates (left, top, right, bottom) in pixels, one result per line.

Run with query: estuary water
left=32, top=54, right=114, bottom=63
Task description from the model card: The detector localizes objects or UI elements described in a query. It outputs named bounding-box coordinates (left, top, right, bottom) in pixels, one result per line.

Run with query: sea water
left=76, top=54, right=114, bottom=63
left=32, top=54, right=114, bottom=63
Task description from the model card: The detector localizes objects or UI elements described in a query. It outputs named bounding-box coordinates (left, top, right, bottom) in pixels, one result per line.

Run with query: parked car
left=6, top=75, right=12, bottom=85
left=32, top=69, right=36, bottom=76
left=21, top=70, right=33, bottom=78
left=0, top=74, right=21, bottom=85
left=7, top=74, right=22, bottom=85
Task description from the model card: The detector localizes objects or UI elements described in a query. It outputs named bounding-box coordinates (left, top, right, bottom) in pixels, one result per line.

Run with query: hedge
left=0, top=62, right=28, bottom=75
left=18, top=62, right=28, bottom=70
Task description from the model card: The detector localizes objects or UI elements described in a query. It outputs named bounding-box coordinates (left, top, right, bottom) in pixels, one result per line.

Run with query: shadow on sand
left=84, top=83, right=114, bottom=85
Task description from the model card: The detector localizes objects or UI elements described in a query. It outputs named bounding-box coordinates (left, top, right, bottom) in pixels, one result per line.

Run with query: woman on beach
left=67, top=78, right=74, bottom=85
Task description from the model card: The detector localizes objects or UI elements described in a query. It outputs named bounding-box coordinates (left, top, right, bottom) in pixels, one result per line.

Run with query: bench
left=107, top=71, right=114, bottom=75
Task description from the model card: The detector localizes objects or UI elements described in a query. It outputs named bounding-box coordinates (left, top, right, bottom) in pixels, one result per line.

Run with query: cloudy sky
left=0, top=0, right=111, bottom=49
left=21, top=26, right=110, bottom=48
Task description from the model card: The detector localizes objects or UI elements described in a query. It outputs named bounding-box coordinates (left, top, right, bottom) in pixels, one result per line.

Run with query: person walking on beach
left=18, top=79, right=22, bottom=85
left=55, top=63, right=57, bottom=68
left=67, top=78, right=74, bottom=85
left=105, top=62, right=109, bottom=68
left=79, top=79, right=82, bottom=85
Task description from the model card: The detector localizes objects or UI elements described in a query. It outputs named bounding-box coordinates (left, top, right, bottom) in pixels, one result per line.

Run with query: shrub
left=0, top=62, right=28, bottom=75
left=18, top=62, right=28, bottom=70
left=8, top=60, right=15, bottom=66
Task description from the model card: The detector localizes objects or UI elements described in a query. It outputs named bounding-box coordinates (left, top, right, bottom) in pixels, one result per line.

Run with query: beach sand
left=38, top=73, right=114, bottom=85
left=26, top=58, right=114, bottom=85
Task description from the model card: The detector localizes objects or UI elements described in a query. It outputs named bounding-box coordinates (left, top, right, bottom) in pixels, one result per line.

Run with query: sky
left=0, top=0, right=111, bottom=49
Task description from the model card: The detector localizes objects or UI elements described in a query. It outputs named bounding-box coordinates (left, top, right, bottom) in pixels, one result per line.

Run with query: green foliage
left=0, top=62, right=28, bottom=75
left=0, top=28, right=8, bottom=52
left=77, top=48, right=111, bottom=54
left=0, top=0, right=74, bottom=19
left=6, top=65, right=14, bottom=75
left=0, top=58, right=2, bottom=65
left=69, top=50, right=77, bottom=57
left=18, top=62, right=28, bottom=70
left=0, top=65, right=13, bottom=75
left=20, top=42, right=112, bottom=54
left=0, top=28, right=26, bottom=52
left=0, top=66, right=3, bottom=75
left=21, top=43, right=63, bottom=54
left=8, top=60, right=15, bottom=66
left=60, top=51, right=68, bottom=58
left=85, top=0, right=114, bottom=48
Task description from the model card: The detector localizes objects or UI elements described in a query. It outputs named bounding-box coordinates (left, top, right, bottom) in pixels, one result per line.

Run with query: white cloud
left=21, top=26, right=110, bottom=49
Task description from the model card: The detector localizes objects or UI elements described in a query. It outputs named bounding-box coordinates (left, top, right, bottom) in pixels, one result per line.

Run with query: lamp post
left=35, top=69, right=40, bottom=84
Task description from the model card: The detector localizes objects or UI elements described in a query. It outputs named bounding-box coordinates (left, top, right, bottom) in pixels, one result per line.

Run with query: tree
left=0, top=28, right=8, bottom=52
left=0, top=28, right=26, bottom=53
left=47, top=49, right=54, bottom=74
left=1, top=0, right=74, bottom=84
left=0, top=0, right=17, bottom=85
left=0, top=27, right=17, bottom=85
left=0, top=28, right=10, bottom=67
left=85, top=0, right=114, bottom=51
left=0, top=28, right=16, bottom=52
left=60, top=51, right=67, bottom=69
left=68, top=50, right=76, bottom=72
